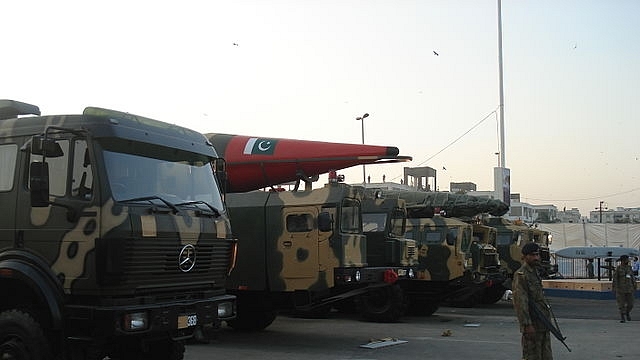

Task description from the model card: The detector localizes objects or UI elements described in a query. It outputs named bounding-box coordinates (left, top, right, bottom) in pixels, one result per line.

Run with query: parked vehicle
left=224, top=174, right=417, bottom=330
left=0, top=100, right=236, bottom=360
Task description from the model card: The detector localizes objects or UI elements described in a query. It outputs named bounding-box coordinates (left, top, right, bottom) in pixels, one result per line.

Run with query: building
left=589, top=207, right=640, bottom=223
left=556, top=208, right=582, bottom=223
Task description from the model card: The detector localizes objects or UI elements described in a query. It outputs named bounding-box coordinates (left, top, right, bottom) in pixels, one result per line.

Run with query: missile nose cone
left=386, top=147, right=400, bottom=156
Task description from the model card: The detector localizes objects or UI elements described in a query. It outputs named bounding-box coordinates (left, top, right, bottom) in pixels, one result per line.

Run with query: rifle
left=529, top=299, right=572, bottom=352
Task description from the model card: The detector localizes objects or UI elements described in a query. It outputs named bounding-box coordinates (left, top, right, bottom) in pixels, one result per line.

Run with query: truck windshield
left=363, top=213, right=386, bottom=232
left=101, top=140, right=224, bottom=211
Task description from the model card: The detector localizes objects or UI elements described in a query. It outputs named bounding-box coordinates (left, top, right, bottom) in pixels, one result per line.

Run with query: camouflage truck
left=527, top=226, right=558, bottom=277
left=482, top=217, right=557, bottom=290
left=470, top=222, right=510, bottom=304
left=403, top=215, right=503, bottom=309
left=357, top=196, right=418, bottom=319
left=0, top=100, right=236, bottom=360
left=224, top=175, right=417, bottom=330
left=366, top=189, right=505, bottom=308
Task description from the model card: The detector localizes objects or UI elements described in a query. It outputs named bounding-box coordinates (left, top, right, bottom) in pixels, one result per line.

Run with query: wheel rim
left=0, top=338, right=29, bottom=360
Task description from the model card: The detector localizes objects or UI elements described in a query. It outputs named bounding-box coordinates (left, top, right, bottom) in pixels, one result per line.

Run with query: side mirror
left=318, top=212, right=333, bottom=232
left=213, top=158, right=227, bottom=195
left=30, top=136, right=64, bottom=157
left=30, top=162, right=50, bottom=207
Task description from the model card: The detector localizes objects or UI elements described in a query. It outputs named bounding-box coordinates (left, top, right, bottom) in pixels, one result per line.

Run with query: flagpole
left=497, top=0, right=505, bottom=168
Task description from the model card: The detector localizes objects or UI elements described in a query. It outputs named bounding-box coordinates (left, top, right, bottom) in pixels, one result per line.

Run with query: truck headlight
left=218, top=302, right=234, bottom=318
left=123, top=312, right=148, bottom=331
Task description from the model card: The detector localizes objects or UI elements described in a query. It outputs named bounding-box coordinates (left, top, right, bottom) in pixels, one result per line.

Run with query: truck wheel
left=226, top=310, right=277, bottom=331
left=480, top=284, right=506, bottom=304
left=446, top=290, right=483, bottom=308
left=333, top=299, right=357, bottom=314
left=357, top=284, right=406, bottom=323
left=293, top=305, right=332, bottom=319
left=407, top=298, right=439, bottom=316
left=0, top=309, right=50, bottom=360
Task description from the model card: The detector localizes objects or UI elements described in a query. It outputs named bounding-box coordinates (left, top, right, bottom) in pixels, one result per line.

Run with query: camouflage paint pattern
left=404, top=216, right=470, bottom=281
left=470, top=223, right=505, bottom=279
left=225, top=182, right=367, bottom=293
left=481, top=217, right=557, bottom=283
left=0, top=106, right=234, bottom=296
left=361, top=196, right=418, bottom=268
left=483, top=217, right=529, bottom=279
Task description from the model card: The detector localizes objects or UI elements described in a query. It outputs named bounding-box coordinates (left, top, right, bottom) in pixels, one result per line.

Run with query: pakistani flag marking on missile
left=243, top=137, right=278, bottom=155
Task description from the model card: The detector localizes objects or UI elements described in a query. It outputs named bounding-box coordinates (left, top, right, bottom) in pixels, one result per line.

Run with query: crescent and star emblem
left=257, top=140, right=272, bottom=152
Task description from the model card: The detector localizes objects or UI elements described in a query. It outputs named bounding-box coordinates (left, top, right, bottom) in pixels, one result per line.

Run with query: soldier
left=586, top=259, right=595, bottom=279
left=512, top=242, right=553, bottom=360
left=612, top=254, right=637, bottom=323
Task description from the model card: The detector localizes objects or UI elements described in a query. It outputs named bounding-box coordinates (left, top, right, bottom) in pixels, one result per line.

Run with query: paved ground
left=186, top=296, right=638, bottom=360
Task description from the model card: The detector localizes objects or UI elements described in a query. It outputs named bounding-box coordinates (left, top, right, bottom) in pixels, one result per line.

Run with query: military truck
left=402, top=215, right=503, bottom=308
left=224, top=174, right=417, bottom=330
left=482, top=217, right=557, bottom=291
left=470, top=222, right=510, bottom=304
left=357, top=196, right=417, bottom=319
left=361, top=189, right=505, bottom=308
left=0, top=100, right=236, bottom=360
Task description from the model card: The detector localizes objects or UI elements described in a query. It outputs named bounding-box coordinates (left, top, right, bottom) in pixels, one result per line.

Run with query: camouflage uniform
left=612, top=260, right=637, bottom=322
left=513, top=262, right=553, bottom=360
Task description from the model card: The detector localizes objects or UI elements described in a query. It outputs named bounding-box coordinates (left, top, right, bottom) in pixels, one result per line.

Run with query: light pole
left=356, top=113, right=369, bottom=184
left=595, top=201, right=607, bottom=223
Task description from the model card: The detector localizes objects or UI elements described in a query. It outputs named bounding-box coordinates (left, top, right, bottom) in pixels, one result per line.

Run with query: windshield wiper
left=119, top=195, right=180, bottom=214
left=174, top=200, right=221, bottom=217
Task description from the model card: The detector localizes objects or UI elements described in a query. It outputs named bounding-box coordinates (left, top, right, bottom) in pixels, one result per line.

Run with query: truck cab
left=0, top=100, right=236, bottom=360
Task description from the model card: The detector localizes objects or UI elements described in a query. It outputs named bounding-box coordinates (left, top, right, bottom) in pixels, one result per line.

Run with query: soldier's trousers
left=616, top=292, right=634, bottom=313
left=521, top=331, right=552, bottom=360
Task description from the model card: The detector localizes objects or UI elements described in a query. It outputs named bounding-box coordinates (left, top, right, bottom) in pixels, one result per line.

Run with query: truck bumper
left=334, top=266, right=416, bottom=286
left=65, top=293, right=236, bottom=341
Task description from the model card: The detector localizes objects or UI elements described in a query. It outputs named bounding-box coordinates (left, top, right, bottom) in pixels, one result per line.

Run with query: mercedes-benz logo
left=178, top=244, right=197, bottom=272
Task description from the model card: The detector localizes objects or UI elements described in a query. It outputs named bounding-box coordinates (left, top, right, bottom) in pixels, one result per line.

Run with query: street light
left=356, top=113, right=369, bottom=183
left=595, top=201, right=608, bottom=223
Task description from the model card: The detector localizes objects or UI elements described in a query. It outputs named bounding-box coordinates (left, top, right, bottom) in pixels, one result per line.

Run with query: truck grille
left=119, top=238, right=233, bottom=290
left=483, top=253, right=500, bottom=268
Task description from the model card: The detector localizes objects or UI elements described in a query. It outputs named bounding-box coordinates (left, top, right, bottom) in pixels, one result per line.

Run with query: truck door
left=278, top=207, right=319, bottom=282
left=0, top=142, right=19, bottom=247
left=16, top=138, right=99, bottom=289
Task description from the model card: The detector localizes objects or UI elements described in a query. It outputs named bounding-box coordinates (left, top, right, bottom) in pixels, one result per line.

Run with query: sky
left=3, top=0, right=639, bottom=217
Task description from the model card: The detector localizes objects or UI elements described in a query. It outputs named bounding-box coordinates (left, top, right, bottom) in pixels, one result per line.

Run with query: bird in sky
left=233, top=43, right=239, bottom=46
left=433, top=50, right=439, bottom=56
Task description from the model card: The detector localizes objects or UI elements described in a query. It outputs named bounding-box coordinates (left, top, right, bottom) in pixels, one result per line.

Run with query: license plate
left=177, top=314, right=198, bottom=329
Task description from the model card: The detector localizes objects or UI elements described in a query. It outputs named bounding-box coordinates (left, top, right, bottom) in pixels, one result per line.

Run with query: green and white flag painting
left=243, top=138, right=278, bottom=155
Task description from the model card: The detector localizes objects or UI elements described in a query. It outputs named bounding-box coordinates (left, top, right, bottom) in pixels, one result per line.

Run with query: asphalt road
left=186, top=296, right=637, bottom=360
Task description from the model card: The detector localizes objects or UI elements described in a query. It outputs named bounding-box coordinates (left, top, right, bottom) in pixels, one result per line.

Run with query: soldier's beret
left=521, top=242, right=540, bottom=255
left=620, top=255, right=629, bottom=261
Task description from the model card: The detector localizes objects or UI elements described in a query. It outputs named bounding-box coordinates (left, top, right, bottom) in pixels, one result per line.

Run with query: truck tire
left=407, top=298, right=439, bottom=316
left=293, top=305, right=332, bottom=319
left=333, top=299, right=357, bottom=314
left=357, top=284, right=406, bottom=323
left=480, top=284, right=506, bottom=305
left=226, top=310, right=277, bottom=331
left=0, top=309, right=51, bottom=360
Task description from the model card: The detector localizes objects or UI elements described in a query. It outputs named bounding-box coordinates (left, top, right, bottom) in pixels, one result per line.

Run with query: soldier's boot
left=626, top=312, right=631, bottom=321
left=620, top=313, right=626, bottom=323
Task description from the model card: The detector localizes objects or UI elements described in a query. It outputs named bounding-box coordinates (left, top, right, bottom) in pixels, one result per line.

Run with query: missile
left=205, top=133, right=412, bottom=193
